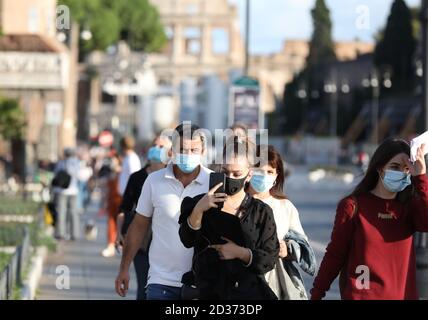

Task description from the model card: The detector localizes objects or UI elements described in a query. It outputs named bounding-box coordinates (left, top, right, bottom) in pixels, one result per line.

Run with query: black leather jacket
left=179, top=193, right=279, bottom=300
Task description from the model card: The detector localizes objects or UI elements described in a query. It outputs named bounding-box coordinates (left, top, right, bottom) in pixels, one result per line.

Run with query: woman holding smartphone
left=178, top=136, right=279, bottom=300
left=311, top=138, right=428, bottom=300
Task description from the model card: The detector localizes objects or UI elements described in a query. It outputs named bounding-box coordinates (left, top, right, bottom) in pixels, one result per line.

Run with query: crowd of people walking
left=44, top=121, right=428, bottom=301
left=111, top=122, right=428, bottom=301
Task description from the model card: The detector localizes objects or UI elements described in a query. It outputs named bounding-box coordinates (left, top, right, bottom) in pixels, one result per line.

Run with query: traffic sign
left=45, top=102, right=63, bottom=125
left=98, top=131, right=114, bottom=147
left=229, top=76, right=261, bottom=129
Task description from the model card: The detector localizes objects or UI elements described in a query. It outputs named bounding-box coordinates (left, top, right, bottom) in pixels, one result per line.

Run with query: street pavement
left=37, top=165, right=359, bottom=300
left=37, top=192, right=137, bottom=300
left=286, top=165, right=360, bottom=300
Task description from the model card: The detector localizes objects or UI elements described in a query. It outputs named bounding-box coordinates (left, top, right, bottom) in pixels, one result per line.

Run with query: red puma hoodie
left=311, top=174, right=428, bottom=300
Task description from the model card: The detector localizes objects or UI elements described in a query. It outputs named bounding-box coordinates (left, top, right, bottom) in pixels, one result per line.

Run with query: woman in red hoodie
left=311, top=138, right=428, bottom=300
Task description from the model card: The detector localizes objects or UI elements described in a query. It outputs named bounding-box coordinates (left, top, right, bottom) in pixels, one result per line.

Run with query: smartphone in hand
left=209, top=172, right=226, bottom=209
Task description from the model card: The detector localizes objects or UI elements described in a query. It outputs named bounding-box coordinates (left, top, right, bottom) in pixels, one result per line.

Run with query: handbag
left=181, top=271, right=199, bottom=300
left=181, top=284, right=199, bottom=300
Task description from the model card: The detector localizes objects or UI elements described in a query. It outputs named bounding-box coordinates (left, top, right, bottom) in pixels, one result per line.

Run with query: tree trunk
left=11, top=138, right=26, bottom=183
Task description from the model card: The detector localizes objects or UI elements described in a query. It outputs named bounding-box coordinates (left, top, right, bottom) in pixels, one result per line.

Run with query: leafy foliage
left=0, top=97, right=26, bottom=140
left=374, top=0, right=417, bottom=94
left=59, top=0, right=167, bottom=54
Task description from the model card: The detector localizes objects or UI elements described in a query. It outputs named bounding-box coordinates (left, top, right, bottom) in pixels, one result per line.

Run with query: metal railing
left=0, top=227, right=31, bottom=300
left=0, top=179, right=48, bottom=204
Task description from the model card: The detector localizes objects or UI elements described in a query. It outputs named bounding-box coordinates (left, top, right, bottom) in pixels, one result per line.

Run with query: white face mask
left=249, top=174, right=277, bottom=193
left=381, top=170, right=411, bottom=193
left=173, top=153, right=201, bottom=173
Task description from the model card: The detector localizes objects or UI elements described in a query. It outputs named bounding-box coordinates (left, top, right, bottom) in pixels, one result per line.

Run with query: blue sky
left=228, top=0, right=420, bottom=54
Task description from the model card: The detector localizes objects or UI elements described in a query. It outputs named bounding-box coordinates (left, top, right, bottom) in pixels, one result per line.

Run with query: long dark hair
left=255, top=145, right=287, bottom=200
left=350, top=138, right=412, bottom=202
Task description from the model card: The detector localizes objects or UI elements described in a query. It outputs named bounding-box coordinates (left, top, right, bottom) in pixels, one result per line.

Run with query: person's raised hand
left=406, top=144, right=427, bottom=176
left=194, top=183, right=227, bottom=213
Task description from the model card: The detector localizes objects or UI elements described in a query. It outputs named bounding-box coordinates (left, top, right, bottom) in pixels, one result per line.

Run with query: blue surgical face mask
left=381, top=169, right=411, bottom=193
left=173, top=153, right=201, bottom=174
left=147, top=146, right=166, bottom=163
left=250, top=174, right=277, bottom=193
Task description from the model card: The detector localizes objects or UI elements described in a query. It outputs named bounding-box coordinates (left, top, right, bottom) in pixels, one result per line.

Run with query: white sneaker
left=101, top=245, right=115, bottom=258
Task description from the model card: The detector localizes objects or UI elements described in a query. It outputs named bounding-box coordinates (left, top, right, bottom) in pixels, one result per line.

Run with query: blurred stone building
left=148, top=0, right=374, bottom=117
left=249, top=40, right=374, bottom=114
left=0, top=0, right=78, bottom=180
left=82, top=0, right=375, bottom=142
left=80, top=0, right=246, bottom=144
left=148, top=0, right=245, bottom=84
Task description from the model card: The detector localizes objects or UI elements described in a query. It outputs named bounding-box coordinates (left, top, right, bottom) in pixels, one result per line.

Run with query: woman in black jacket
left=178, top=136, right=279, bottom=300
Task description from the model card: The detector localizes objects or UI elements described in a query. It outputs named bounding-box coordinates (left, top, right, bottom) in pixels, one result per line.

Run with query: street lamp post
left=371, top=72, right=380, bottom=145
left=362, top=71, right=381, bottom=145
left=244, top=0, right=250, bottom=76
left=324, top=80, right=338, bottom=137
left=415, top=0, right=428, bottom=300
left=422, top=0, right=428, bottom=131
left=324, top=79, right=351, bottom=138
left=296, top=82, right=308, bottom=133
left=324, top=68, right=347, bottom=138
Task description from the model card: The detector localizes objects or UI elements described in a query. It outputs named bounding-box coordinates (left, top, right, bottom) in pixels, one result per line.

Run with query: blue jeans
left=77, top=181, right=90, bottom=211
left=146, top=284, right=182, bottom=300
left=133, top=250, right=149, bottom=300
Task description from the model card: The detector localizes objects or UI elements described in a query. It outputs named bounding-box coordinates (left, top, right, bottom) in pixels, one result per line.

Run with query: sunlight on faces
left=222, top=155, right=253, bottom=183
left=154, top=136, right=172, bottom=149
left=171, top=135, right=205, bottom=173
left=222, top=138, right=257, bottom=166
left=155, top=136, right=173, bottom=160
left=232, top=128, right=247, bottom=139
left=253, top=164, right=278, bottom=179
left=172, top=137, right=205, bottom=157
left=379, top=153, right=410, bottom=177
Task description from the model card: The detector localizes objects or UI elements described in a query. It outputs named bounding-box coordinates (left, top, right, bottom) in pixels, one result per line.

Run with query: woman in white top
left=247, top=145, right=309, bottom=299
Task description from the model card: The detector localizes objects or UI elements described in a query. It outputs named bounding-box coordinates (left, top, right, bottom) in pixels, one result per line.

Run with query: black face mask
left=225, top=175, right=248, bottom=196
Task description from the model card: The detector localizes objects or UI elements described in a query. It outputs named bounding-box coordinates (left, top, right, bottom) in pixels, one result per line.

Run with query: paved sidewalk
left=37, top=196, right=137, bottom=300
left=37, top=166, right=344, bottom=300
left=287, top=166, right=347, bottom=300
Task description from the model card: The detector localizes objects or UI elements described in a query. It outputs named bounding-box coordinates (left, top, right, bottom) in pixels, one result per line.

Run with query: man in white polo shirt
left=115, top=123, right=212, bottom=300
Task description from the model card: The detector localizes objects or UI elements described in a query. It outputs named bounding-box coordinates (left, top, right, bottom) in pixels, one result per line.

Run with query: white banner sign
left=0, top=52, right=68, bottom=89
left=45, top=102, right=63, bottom=125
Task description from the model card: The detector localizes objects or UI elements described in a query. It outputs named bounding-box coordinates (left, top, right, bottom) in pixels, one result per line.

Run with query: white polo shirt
left=136, top=162, right=212, bottom=288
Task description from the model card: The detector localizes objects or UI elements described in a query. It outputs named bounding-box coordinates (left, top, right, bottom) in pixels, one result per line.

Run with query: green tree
left=59, top=0, right=119, bottom=56
left=306, top=0, right=336, bottom=68
left=280, top=0, right=336, bottom=135
left=0, top=97, right=26, bottom=140
left=83, top=8, right=120, bottom=54
left=0, top=97, right=26, bottom=181
left=282, top=71, right=307, bottom=134
left=374, top=0, right=416, bottom=94
left=59, top=0, right=166, bottom=54
left=105, top=0, right=167, bottom=52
